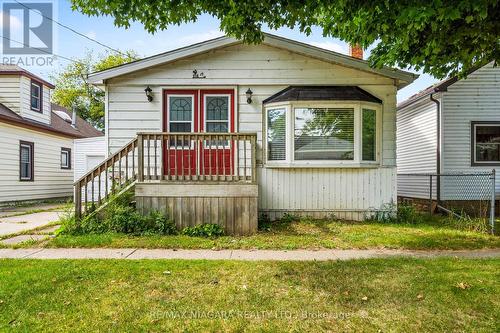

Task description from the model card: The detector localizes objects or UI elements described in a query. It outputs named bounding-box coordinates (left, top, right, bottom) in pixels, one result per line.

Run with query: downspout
left=430, top=93, right=441, bottom=203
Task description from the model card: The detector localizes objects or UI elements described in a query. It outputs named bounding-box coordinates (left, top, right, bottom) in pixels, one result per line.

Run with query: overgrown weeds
left=181, top=223, right=225, bottom=237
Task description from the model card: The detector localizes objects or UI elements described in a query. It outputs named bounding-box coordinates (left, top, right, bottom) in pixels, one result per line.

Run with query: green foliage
left=60, top=191, right=176, bottom=235
left=396, top=203, right=423, bottom=224
left=181, top=223, right=225, bottom=238
left=51, top=50, right=138, bottom=129
left=257, top=213, right=272, bottom=231
left=70, top=0, right=499, bottom=78
left=279, top=212, right=301, bottom=223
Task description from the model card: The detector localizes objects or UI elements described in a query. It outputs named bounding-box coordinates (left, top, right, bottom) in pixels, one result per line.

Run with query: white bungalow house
left=397, top=62, right=500, bottom=202
left=0, top=65, right=103, bottom=204
left=77, top=33, right=417, bottom=234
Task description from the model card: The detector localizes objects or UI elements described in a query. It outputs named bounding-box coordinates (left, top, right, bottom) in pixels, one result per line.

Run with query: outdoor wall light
left=145, top=86, right=153, bottom=102
left=246, top=88, right=253, bottom=104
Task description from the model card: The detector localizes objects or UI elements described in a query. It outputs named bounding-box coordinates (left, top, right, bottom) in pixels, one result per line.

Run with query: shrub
left=258, top=213, right=272, bottom=231
left=60, top=191, right=177, bottom=235
left=396, top=203, right=423, bottom=224
left=181, top=223, right=225, bottom=237
left=280, top=212, right=300, bottom=223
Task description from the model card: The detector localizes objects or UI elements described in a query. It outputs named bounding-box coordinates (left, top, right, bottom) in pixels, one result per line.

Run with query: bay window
left=294, top=108, right=354, bottom=161
left=265, top=102, right=379, bottom=166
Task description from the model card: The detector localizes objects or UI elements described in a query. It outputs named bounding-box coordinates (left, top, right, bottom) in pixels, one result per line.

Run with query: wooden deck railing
left=74, top=137, right=138, bottom=219
left=74, top=132, right=257, bottom=219
left=138, top=132, right=257, bottom=183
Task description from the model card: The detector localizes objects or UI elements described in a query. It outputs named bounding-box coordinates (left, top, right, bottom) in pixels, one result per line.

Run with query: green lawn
left=0, top=258, right=498, bottom=332
left=44, top=218, right=500, bottom=250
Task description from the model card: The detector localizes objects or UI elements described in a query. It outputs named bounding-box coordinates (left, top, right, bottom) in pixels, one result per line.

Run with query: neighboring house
left=0, top=65, right=103, bottom=204
left=79, top=33, right=417, bottom=233
left=74, top=135, right=106, bottom=200
left=397, top=62, right=500, bottom=201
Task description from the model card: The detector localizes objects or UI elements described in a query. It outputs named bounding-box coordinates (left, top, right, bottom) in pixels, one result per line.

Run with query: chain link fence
left=398, top=171, right=497, bottom=234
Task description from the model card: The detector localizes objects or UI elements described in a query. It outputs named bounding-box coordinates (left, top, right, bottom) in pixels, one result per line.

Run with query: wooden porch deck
left=74, top=132, right=258, bottom=235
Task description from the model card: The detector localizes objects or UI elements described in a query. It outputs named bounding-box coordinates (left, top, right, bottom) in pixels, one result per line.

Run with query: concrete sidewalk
left=0, top=211, right=64, bottom=236
left=0, top=248, right=499, bottom=261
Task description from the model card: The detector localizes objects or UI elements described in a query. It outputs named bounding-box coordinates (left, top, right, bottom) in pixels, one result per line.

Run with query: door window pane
left=169, top=97, right=192, bottom=121
left=475, top=125, right=500, bottom=162
left=362, top=109, right=376, bottom=161
left=294, top=108, right=354, bottom=160
left=267, top=108, right=286, bottom=161
left=206, top=123, right=228, bottom=133
left=205, top=96, right=229, bottom=135
left=169, top=123, right=192, bottom=132
left=206, top=96, right=228, bottom=120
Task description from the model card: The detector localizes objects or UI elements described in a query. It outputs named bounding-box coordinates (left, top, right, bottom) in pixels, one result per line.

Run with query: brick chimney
left=349, top=44, right=363, bottom=59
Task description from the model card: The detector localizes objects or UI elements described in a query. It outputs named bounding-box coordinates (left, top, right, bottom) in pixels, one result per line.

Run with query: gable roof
left=263, top=86, right=382, bottom=104
left=0, top=103, right=103, bottom=139
left=88, top=33, right=418, bottom=89
left=0, top=64, right=55, bottom=88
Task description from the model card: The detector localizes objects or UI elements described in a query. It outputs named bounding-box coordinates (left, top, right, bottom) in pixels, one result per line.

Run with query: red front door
left=164, top=90, right=198, bottom=176
left=163, top=89, right=235, bottom=177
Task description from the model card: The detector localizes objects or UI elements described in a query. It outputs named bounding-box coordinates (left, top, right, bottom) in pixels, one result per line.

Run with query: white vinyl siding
left=396, top=97, right=438, bottom=199
left=19, top=76, right=51, bottom=124
left=105, top=42, right=399, bottom=218
left=74, top=136, right=106, bottom=201
left=441, top=62, right=500, bottom=194
left=258, top=167, right=395, bottom=221
left=0, top=122, right=74, bottom=203
left=0, top=75, right=21, bottom=114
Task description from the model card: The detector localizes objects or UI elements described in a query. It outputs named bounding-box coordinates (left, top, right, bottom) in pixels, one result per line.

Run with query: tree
left=51, top=50, right=138, bottom=129
left=69, top=0, right=499, bottom=78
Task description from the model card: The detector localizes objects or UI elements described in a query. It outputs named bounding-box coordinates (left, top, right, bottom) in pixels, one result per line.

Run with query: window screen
left=20, top=142, right=33, bottom=180
left=31, top=82, right=41, bottom=111
left=294, top=108, right=354, bottom=160
left=362, top=109, right=376, bottom=161
left=267, top=108, right=286, bottom=161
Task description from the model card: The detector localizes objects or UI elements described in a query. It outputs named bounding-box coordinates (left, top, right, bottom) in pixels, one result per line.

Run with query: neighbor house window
left=61, top=148, right=71, bottom=169
left=265, top=102, right=379, bottom=166
left=472, top=122, right=500, bottom=165
left=362, top=109, right=376, bottom=161
left=20, top=141, right=34, bottom=181
left=30, top=80, right=42, bottom=112
left=294, top=108, right=354, bottom=160
left=267, top=108, right=286, bottom=161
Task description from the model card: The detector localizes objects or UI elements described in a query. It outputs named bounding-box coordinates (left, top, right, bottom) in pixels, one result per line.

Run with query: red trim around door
left=162, top=89, right=236, bottom=177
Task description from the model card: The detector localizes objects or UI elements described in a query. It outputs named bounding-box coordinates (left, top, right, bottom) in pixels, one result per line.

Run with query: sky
left=0, top=0, right=439, bottom=102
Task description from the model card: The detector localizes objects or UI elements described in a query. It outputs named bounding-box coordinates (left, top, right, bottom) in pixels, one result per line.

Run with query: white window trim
left=472, top=122, right=500, bottom=166
left=203, top=94, right=232, bottom=149
left=264, top=101, right=381, bottom=168
left=167, top=94, right=195, bottom=149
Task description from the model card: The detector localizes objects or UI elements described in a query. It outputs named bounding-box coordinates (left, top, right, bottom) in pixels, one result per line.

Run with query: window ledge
left=265, top=161, right=380, bottom=169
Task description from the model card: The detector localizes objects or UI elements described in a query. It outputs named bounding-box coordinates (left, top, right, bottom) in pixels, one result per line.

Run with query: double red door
left=163, top=89, right=235, bottom=177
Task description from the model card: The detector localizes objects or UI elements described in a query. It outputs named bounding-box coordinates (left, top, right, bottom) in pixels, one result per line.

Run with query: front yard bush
left=181, top=223, right=225, bottom=237
left=60, top=190, right=176, bottom=235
